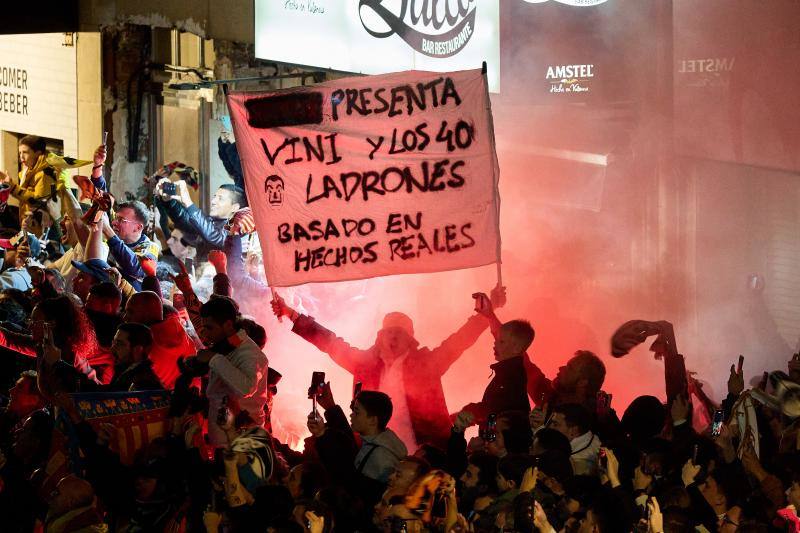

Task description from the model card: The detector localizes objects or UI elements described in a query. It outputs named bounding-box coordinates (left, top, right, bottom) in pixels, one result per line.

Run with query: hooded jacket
left=312, top=403, right=406, bottom=510
left=292, top=313, right=488, bottom=448
left=354, top=427, right=408, bottom=484
left=10, top=154, right=56, bottom=216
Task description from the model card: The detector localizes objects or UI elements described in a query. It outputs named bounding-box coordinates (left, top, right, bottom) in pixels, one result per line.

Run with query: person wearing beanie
left=272, top=286, right=506, bottom=449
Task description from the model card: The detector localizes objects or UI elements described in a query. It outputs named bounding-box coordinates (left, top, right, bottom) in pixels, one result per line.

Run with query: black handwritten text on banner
left=227, top=68, right=500, bottom=287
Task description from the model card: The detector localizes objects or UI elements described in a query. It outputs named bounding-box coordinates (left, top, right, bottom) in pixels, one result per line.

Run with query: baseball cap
left=0, top=231, right=42, bottom=258
left=71, top=258, right=112, bottom=283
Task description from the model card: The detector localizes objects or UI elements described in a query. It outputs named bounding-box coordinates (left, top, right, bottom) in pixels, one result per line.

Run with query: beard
left=457, top=484, right=484, bottom=514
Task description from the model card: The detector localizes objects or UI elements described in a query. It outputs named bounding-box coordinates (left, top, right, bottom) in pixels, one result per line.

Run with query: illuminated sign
left=545, top=63, right=595, bottom=94
left=254, top=0, right=500, bottom=91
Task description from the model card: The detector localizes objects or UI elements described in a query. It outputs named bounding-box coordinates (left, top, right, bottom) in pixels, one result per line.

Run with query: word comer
left=330, top=76, right=462, bottom=120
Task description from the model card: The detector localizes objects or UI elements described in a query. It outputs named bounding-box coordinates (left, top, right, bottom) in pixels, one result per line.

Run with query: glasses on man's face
left=114, top=216, right=135, bottom=225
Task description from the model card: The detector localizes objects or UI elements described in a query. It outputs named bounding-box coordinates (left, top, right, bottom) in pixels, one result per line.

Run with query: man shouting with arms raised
left=272, top=286, right=505, bottom=449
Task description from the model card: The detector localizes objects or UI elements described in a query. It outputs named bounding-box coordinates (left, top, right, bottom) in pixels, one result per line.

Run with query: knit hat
left=381, top=312, right=414, bottom=337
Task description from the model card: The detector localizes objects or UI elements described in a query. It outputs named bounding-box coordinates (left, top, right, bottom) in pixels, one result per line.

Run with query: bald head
left=50, top=474, right=95, bottom=517
left=124, top=291, right=163, bottom=325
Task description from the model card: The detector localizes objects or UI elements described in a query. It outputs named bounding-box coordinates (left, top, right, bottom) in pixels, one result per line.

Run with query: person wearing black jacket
left=481, top=319, right=534, bottom=415
left=454, top=293, right=533, bottom=426
left=107, top=322, right=163, bottom=392
left=155, top=178, right=245, bottom=260
left=218, top=134, right=244, bottom=189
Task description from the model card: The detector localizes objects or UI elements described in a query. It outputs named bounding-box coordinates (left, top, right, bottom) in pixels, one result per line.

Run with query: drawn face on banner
left=265, top=175, right=285, bottom=209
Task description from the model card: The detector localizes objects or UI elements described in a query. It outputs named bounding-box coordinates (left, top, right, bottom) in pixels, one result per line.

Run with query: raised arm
left=187, top=205, right=226, bottom=249
left=85, top=212, right=108, bottom=261
left=140, top=257, right=161, bottom=295
left=428, top=286, right=507, bottom=375
left=101, top=216, right=145, bottom=286
left=472, top=290, right=503, bottom=337
left=154, top=177, right=197, bottom=236
left=162, top=179, right=225, bottom=249
left=647, top=321, right=688, bottom=403
left=58, top=184, right=91, bottom=246
left=90, top=144, right=108, bottom=192
left=610, top=319, right=688, bottom=403
left=0, top=325, right=37, bottom=358
left=170, top=259, right=205, bottom=337
left=207, top=250, right=231, bottom=297
left=225, top=233, right=270, bottom=300
left=272, top=294, right=370, bottom=375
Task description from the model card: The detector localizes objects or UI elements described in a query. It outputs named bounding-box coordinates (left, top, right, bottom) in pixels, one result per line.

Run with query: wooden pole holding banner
left=270, top=287, right=282, bottom=323
left=482, top=61, right=503, bottom=290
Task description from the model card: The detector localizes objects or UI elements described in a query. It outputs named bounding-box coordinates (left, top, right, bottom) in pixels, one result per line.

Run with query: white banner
left=227, top=68, right=501, bottom=287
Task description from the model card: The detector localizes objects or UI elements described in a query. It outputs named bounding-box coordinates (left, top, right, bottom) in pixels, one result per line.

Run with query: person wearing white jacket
left=550, top=403, right=602, bottom=476
left=197, top=296, right=269, bottom=448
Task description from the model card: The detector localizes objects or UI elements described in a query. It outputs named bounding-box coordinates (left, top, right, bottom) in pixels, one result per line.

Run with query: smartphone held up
left=309, top=371, right=326, bottom=420
left=480, top=413, right=498, bottom=443
left=711, top=409, right=725, bottom=437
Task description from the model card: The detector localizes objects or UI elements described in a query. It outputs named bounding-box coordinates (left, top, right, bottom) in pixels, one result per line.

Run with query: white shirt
left=570, top=430, right=601, bottom=476
left=379, top=352, right=417, bottom=451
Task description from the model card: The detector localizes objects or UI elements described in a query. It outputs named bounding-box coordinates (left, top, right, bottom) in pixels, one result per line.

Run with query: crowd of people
left=0, top=134, right=799, bottom=532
